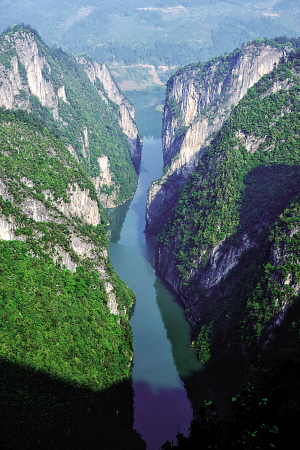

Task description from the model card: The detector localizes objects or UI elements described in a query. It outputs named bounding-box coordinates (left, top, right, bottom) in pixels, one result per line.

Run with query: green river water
left=106, top=92, right=229, bottom=449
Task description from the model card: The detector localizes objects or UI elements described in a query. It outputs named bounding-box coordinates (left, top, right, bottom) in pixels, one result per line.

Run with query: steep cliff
left=0, top=25, right=138, bottom=207
left=77, top=57, right=142, bottom=165
left=155, top=48, right=300, bottom=366
left=146, top=40, right=291, bottom=233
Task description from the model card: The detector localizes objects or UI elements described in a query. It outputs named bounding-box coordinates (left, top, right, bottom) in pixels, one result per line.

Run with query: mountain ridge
left=0, top=24, right=141, bottom=207
left=146, top=39, right=292, bottom=234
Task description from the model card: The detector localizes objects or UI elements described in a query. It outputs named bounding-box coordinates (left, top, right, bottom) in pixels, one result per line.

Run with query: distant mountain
left=1, top=1, right=299, bottom=91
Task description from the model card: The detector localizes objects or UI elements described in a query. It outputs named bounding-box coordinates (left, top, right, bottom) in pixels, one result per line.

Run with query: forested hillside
left=1, top=1, right=300, bottom=91
left=0, top=109, right=144, bottom=448
left=156, top=45, right=300, bottom=361
left=0, top=25, right=138, bottom=207
left=157, top=44, right=300, bottom=450
left=146, top=38, right=291, bottom=235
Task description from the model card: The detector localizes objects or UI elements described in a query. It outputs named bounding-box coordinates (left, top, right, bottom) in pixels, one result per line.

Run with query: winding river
left=106, top=93, right=228, bottom=449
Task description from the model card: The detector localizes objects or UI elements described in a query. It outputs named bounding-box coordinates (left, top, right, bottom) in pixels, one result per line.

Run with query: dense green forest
left=0, top=25, right=138, bottom=204
left=1, top=4, right=300, bottom=446
left=0, top=109, right=143, bottom=448
left=0, top=107, right=135, bottom=385
left=1, top=1, right=299, bottom=90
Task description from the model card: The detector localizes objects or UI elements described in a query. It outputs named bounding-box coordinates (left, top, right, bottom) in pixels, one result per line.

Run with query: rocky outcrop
left=146, top=42, right=291, bottom=233
left=43, top=184, right=101, bottom=226
left=0, top=31, right=61, bottom=119
left=77, top=57, right=142, bottom=163
left=0, top=172, right=116, bottom=301
left=0, top=54, right=30, bottom=110
left=156, top=229, right=255, bottom=322
left=92, top=155, right=117, bottom=208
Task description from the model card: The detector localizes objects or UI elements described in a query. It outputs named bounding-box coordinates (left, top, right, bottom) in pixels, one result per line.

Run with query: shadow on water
left=0, top=358, right=145, bottom=450
left=154, top=274, right=231, bottom=416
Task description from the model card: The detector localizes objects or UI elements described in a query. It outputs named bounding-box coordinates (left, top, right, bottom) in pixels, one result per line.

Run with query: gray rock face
left=92, top=155, right=118, bottom=208
left=0, top=29, right=140, bottom=208
left=0, top=55, right=29, bottom=110
left=0, top=31, right=60, bottom=118
left=154, top=60, right=300, bottom=327
left=0, top=167, right=118, bottom=316
left=77, top=57, right=142, bottom=162
left=156, top=232, right=255, bottom=322
left=43, top=184, right=101, bottom=226
left=146, top=43, right=290, bottom=233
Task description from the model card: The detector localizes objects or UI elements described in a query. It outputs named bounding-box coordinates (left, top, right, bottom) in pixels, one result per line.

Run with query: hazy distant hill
left=1, top=1, right=300, bottom=91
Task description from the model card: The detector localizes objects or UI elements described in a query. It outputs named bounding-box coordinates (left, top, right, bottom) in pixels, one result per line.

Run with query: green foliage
left=192, top=324, right=212, bottom=363
left=0, top=43, right=17, bottom=69
left=161, top=341, right=300, bottom=449
left=175, top=125, right=189, bottom=144
left=0, top=110, right=99, bottom=204
left=165, top=97, right=182, bottom=121
left=0, top=240, right=133, bottom=390
left=0, top=112, right=135, bottom=395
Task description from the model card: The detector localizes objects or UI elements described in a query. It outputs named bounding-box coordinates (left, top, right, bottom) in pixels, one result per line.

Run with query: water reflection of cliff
left=154, top=276, right=231, bottom=415
left=106, top=200, right=132, bottom=243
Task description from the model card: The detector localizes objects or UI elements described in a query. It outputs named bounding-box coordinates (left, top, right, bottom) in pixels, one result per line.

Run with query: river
left=106, top=92, right=228, bottom=449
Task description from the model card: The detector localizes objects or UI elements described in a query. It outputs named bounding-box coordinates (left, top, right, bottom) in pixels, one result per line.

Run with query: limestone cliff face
left=0, top=176, right=120, bottom=314
left=0, top=26, right=139, bottom=208
left=0, top=53, right=29, bottom=110
left=156, top=230, right=255, bottom=323
left=92, top=155, right=118, bottom=208
left=77, top=57, right=142, bottom=162
left=146, top=42, right=290, bottom=233
left=0, top=31, right=61, bottom=119
left=156, top=68, right=299, bottom=318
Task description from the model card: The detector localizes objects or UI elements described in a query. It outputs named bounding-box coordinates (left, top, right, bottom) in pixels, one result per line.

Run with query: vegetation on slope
left=0, top=109, right=135, bottom=389
left=161, top=347, right=300, bottom=449
left=0, top=25, right=138, bottom=204
left=0, top=241, right=132, bottom=390
left=159, top=49, right=300, bottom=281
left=0, top=109, right=141, bottom=448
left=157, top=48, right=300, bottom=370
